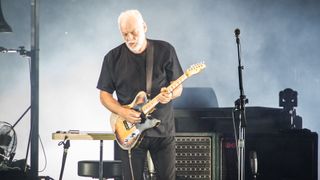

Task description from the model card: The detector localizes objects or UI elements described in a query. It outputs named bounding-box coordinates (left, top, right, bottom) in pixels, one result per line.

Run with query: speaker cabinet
left=221, top=129, right=318, bottom=180
left=175, top=133, right=221, bottom=180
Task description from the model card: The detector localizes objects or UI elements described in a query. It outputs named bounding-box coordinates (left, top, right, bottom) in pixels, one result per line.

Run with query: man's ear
left=143, top=22, right=147, bottom=33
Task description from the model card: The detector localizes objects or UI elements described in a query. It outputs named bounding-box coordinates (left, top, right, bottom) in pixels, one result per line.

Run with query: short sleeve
left=166, top=45, right=183, bottom=81
left=96, top=53, right=115, bottom=94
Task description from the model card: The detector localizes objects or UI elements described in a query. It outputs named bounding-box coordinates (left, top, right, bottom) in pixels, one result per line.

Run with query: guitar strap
left=146, top=40, right=154, bottom=99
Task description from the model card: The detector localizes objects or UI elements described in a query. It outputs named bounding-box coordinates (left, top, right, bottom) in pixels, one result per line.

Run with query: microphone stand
left=58, top=137, right=70, bottom=180
left=234, top=28, right=248, bottom=180
left=0, top=46, right=31, bottom=57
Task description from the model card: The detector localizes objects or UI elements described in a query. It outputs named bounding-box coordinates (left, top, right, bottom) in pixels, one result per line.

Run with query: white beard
left=126, top=34, right=146, bottom=54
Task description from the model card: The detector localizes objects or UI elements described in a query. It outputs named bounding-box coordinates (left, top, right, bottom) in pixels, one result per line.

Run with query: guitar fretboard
left=141, top=74, right=188, bottom=114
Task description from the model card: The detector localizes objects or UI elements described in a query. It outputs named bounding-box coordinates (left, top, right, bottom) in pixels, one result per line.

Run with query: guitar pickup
left=123, top=121, right=134, bottom=130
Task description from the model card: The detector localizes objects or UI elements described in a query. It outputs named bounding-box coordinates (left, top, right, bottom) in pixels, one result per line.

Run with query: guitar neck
left=141, top=74, right=188, bottom=114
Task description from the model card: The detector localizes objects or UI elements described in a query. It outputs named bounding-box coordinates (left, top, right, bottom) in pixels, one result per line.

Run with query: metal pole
left=234, top=28, right=248, bottom=180
left=99, top=140, right=104, bottom=180
left=30, top=0, right=39, bottom=178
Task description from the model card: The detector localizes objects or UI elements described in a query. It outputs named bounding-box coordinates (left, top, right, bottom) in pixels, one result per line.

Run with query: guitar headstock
left=185, top=62, right=206, bottom=77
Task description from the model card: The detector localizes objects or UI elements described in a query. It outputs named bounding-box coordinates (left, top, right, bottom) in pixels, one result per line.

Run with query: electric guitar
left=110, top=63, right=206, bottom=150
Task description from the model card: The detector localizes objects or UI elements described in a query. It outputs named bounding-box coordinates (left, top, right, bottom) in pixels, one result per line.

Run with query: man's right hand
left=100, top=90, right=141, bottom=124
left=119, top=107, right=141, bottom=124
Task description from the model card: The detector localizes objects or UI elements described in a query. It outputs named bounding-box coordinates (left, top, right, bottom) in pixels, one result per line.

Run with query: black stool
left=78, top=160, right=122, bottom=179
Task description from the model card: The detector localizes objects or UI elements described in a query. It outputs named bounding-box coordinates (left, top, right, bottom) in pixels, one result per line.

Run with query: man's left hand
left=158, top=87, right=172, bottom=104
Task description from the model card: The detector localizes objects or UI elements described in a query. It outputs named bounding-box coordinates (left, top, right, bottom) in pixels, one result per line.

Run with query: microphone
left=250, top=151, right=258, bottom=179
left=234, top=28, right=240, bottom=44
left=234, top=28, right=240, bottom=37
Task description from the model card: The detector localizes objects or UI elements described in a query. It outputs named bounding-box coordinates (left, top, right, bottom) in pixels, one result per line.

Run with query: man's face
left=119, top=16, right=146, bottom=54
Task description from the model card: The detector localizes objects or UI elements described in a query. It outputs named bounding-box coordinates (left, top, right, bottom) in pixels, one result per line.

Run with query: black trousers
left=118, top=136, right=176, bottom=180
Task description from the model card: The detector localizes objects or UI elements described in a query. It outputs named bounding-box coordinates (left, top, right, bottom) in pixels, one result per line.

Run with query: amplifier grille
left=175, top=133, right=219, bottom=180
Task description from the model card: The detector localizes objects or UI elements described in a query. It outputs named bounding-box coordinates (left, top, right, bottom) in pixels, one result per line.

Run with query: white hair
left=117, top=9, right=145, bottom=27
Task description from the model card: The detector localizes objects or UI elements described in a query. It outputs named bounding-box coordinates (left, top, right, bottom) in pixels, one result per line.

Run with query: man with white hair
left=97, top=10, right=183, bottom=179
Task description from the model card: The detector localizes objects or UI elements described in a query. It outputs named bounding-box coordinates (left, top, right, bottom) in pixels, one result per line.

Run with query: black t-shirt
left=97, top=39, right=183, bottom=137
